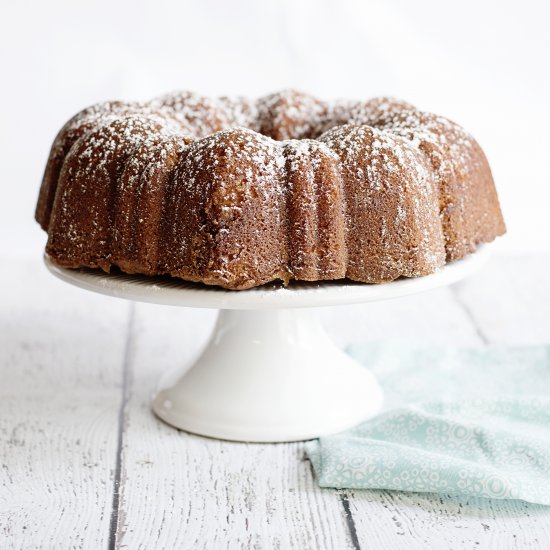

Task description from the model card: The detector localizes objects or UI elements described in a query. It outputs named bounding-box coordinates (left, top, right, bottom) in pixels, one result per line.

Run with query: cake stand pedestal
left=45, top=247, right=489, bottom=443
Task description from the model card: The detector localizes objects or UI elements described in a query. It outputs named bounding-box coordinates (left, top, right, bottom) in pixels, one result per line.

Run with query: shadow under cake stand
left=45, top=247, right=489, bottom=443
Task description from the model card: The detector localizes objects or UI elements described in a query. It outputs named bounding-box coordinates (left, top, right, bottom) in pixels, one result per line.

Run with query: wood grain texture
left=348, top=490, right=550, bottom=549
left=1, top=255, right=550, bottom=549
left=0, top=262, right=130, bottom=549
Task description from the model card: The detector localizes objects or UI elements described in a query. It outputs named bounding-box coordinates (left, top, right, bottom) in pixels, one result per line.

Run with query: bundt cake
left=36, top=90, right=505, bottom=290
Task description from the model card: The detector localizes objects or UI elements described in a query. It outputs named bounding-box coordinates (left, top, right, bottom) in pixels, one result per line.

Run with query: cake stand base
left=152, top=308, right=383, bottom=442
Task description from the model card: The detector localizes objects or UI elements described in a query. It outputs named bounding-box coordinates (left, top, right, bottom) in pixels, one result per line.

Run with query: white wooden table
left=2, top=254, right=550, bottom=549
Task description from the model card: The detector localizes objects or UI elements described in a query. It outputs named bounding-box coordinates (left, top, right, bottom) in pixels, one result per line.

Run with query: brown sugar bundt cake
left=36, top=90, right=505, bottom=289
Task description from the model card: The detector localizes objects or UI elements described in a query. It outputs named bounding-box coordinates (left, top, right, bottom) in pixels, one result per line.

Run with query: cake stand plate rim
left=43, top=245, right=491, bottom=310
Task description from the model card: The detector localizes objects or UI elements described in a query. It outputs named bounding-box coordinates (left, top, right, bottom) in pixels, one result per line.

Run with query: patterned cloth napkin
left=305, top=342, right=550, bottom=504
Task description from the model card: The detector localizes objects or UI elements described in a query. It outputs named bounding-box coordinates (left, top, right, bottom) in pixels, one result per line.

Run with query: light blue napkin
left=305, top=342, right=550, bottom=504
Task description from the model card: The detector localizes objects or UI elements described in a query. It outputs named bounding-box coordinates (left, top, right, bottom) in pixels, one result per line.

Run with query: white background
left=1, top=0, right=549, bottom=259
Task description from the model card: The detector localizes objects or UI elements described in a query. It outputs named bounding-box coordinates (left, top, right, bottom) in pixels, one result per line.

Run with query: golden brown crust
left=377, top=110, right=506, bottom=260
left=319, top=125, right=446, bottom=282
left=37, top=90, right=505, bottom=289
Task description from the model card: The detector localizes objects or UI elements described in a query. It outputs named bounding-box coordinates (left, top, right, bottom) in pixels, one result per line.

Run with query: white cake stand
left=45, top=247, right=489, bottom=443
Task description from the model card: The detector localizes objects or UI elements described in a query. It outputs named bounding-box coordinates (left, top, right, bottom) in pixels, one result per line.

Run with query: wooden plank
left=348, top=255, right=550, bottom=549
left=323, top=284, right=487, bottom=549
left=114, top=304, right=354, bottom=549
left=348, top=490, right=550, bottom=549
left=0, top=261, right=130, bottom=549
